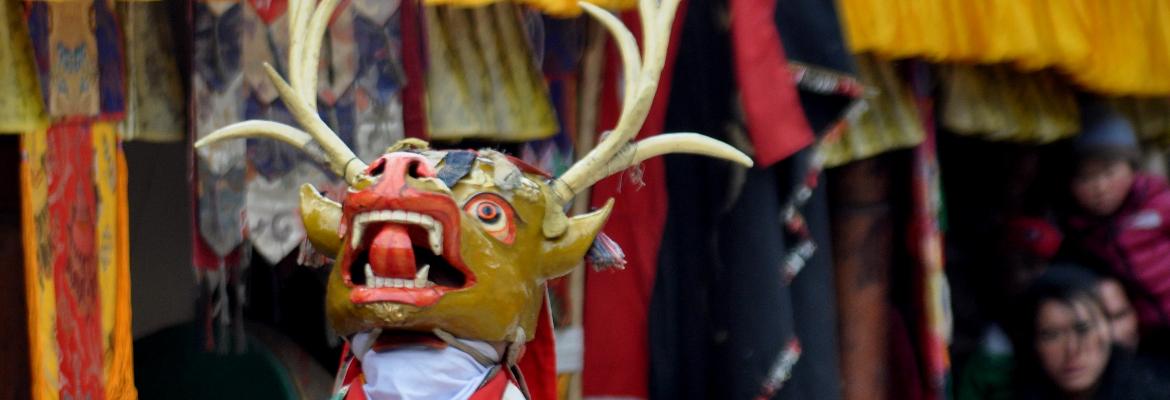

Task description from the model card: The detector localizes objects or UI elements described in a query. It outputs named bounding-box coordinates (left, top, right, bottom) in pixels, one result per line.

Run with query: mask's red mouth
left=341, top=208, right=473, bottom=307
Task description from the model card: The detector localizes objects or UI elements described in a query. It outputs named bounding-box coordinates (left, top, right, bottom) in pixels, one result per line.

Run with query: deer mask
left=195, top=0, right=752, bottom=343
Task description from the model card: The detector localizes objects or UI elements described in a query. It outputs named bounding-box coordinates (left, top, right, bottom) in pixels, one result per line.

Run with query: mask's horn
left=300, top=184, right=343, bottom=256
left=551, top=0, right=753, bottom=205
left=193, top=0, right=369, bottom=187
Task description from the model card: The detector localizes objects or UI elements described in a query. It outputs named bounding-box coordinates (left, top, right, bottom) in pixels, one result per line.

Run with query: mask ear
left=541, top=199, right=614, bottom=279
left=299, top=184, right=342, bottom=256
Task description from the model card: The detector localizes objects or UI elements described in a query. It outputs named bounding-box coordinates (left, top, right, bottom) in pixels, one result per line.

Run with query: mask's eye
left=463, top=194, right=515, bottom=244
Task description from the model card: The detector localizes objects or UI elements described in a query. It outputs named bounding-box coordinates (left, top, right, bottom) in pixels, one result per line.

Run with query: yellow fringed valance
left=838, top=0, right=1170, bottom=96
left=425, top=0, right=634, bottom=17
left=819, top=55, right=925, bottom=168
left=1112, top=97, right=1170, bottom=148
left=0, top=0, right=46, bottom=133
left=939, top=64, right=1080, bottom=144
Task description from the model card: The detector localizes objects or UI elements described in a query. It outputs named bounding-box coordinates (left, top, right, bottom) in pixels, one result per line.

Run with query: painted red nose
left=366, top=153, right=436, bottom=187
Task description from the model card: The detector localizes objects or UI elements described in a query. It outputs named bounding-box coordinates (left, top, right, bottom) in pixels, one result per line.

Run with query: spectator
left=1095, top=276, right=1139, bottom=350
left=956, top=217, right=1063, bottom=400
left=1063, top=100, right=1170, bottom=349
left=1010, top=266, right=1168, bottom=399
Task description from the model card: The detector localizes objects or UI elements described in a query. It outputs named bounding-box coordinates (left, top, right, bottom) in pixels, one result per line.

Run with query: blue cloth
left=438, top=151, right=477, bottom=188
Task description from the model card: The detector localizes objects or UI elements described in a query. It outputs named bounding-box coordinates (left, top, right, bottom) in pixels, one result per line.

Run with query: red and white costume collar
left=333, top=300, right=558, bottom=400
left=334, top=337, right=526, bottom=400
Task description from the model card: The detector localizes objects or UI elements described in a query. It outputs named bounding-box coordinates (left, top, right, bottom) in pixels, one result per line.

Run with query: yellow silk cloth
left=22, top=123, right=136, bottom=400
left=819, top=55, right=925, bottom=168
left=425, top=2, right=559, bottom=142
left=939, top=63, right=1080, bottom=144
left=0, top=0, right=47, bottom=132
left=838, top=0, right=1170, bottom=96
left=426, top=0, right=633, bottom=17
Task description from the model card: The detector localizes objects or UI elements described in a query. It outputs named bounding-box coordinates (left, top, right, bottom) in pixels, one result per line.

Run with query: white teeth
left=415, top=265, right=430, bottom=287
left=429, top=225, right=443, bottom=256
left=349, top=210, right=445, bottom=256
left=361, top=264, right=438, bottom=289
left=351, top=214, right=369, bottom=248
left=350, top=210, right=447, bottom=288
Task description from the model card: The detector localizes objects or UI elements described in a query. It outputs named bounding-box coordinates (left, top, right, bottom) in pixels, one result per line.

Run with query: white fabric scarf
left=354, top=332, right=498, bottom=400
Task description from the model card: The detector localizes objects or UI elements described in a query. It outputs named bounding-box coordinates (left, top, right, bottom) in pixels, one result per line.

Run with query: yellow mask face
left=302, top=146, right=611, bottom=341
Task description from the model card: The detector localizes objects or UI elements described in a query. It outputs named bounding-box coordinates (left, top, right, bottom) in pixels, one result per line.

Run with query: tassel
left=586, top=232, right=626, bottom=271
left=297, top=236, right=333, bottom=268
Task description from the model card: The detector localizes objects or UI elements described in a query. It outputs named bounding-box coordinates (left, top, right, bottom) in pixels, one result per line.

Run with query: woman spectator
left=1010, top=265, right=1169, bottom=399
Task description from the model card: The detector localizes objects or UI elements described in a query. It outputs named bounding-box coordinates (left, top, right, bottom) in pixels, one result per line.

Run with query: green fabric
left=331, top=386, right=350, bottom=400
left=955, top=351, right=1014, bottom=400
left=133, top=323, right=299, bottom=400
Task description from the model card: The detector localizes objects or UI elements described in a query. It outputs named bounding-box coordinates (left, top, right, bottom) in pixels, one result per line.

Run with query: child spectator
left=1064, top=101, right=1170, bottom=347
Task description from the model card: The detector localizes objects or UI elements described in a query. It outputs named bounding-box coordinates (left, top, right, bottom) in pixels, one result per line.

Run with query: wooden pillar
left=829, top=157, right=893, bottom=400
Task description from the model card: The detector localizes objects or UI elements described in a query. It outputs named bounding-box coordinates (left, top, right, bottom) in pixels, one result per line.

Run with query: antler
left=194, top=0, right=368, bottom=186
left=550, top=0, right=753, bottom=205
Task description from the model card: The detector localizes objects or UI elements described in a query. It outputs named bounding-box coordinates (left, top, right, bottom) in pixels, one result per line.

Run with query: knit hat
left=1072, top=100, right=1139, bottom=161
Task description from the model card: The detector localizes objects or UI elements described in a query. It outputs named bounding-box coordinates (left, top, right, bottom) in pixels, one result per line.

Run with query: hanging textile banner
left=193, top=0, right=409, bottom=269
left=10, top=0, right=182, bottom=142
left=910, top=65, right=952, bottom=400
left=191, top=0, right=412, bottom=350
left=939, top=63, right=1079, bottom=144
left=817, top=56, right=924, bottom=168
left=24, top=0, right=126, bottom=122
left=424, top=2, right=560, bottom=142
left=0, top=0, right=46, bottom=132
left=19, top=2, right=137, bottom=398
left=118, top=0, right=186, bottom=142
left=22, top=122, right=136, bottom=400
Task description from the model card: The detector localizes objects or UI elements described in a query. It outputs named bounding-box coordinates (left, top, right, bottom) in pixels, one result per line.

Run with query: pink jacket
left=1068, top=174, right=1170, bottom=330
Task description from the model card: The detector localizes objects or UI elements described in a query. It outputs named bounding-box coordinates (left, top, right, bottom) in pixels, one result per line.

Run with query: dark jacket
left=1014, top=347, right=1170, bottom=400
left=1068, top=174, right=1170, bottom=330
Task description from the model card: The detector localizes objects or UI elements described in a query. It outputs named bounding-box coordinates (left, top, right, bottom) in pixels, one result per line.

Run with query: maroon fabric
left=887, top=308, right=925, bottom=400
left=729, top=0, right=814, bottom=167
left=400, top=0, right=426, bottom=139
left=582, top=4, right=686, bottom=398
left=1068, top=174, right=1170, bottom=329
